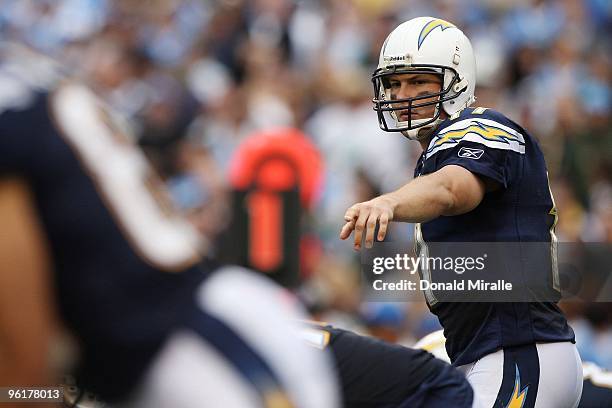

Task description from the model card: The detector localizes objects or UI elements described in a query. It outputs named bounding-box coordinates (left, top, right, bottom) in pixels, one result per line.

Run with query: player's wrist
left=379, top=194, right=399, bottom=219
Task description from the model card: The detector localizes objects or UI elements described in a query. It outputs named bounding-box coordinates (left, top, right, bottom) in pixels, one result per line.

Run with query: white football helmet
left=372, top=17, right=477, bottom=140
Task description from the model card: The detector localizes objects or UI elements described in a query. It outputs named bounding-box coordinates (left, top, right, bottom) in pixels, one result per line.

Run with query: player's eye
left=389, top=81, right=401, bottom=89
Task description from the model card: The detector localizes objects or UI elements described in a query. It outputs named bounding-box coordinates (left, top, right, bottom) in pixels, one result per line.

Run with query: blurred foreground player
left=341, top=17, right=582, bottom=407
left=63, top=322, right=479, bottom=408
left=0, top=49, right=338, bottom=408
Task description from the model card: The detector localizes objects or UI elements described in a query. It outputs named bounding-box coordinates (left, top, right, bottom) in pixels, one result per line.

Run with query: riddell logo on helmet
left=384, top=55, right=411, bottom=62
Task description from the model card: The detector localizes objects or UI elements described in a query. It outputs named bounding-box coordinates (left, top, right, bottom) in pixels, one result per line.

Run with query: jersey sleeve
left=424, top=116, right=526, bottom=188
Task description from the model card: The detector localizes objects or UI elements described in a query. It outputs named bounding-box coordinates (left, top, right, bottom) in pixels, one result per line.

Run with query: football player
left=340, top=17, right=582, bottom=407
left=301, top=322, right=477, bottom=408
left=0, top=47, right=338, bottom=407
left=416, top=330, right=612, bottom=408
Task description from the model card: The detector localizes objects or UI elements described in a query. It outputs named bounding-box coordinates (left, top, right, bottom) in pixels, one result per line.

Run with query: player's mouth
left=399, top=110, right=411, bottom=121
left=399, top=110, right=427, bottom=121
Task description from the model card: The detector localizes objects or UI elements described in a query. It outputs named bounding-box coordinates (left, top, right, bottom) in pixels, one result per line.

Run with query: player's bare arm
left=340, top=165, right=485, bottom=249
left=0, top=178, right=57, bottom=386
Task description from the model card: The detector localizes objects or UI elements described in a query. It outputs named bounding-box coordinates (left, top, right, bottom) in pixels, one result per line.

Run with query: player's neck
left=416, top=128, right=437, bottom=151
left=417, top=111, right=447, bottom=151
left=419, top=137, right=432, bottom=151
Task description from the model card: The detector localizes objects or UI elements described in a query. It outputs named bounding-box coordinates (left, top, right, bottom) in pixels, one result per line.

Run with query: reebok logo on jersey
left=458, top=147, right=484, bottom=159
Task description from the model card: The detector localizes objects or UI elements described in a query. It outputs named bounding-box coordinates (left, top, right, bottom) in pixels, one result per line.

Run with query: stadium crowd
left=1, top=0, right=610, bottom=369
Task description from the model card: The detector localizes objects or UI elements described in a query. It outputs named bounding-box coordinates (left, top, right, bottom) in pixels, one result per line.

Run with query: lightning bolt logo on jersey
left=413, top=107, right=575, bottom=367
left=506, top=365, right=529, bottom=408
left=429, top=120, right=525, bottom=153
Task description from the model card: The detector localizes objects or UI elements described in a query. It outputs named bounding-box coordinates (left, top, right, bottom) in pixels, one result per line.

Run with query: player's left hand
left=340, top=196, right=395, bottom=250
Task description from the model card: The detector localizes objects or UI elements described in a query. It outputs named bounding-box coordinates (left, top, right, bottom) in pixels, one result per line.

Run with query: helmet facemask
left=372, top=64, right=464, bottom=140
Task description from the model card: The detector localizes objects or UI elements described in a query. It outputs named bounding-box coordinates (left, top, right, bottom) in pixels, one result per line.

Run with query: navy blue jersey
left=413, top=107, right=574, bottom=366
left=0, top=77, right=209, bottom=399
left=302, top=324, right=474, bottom=408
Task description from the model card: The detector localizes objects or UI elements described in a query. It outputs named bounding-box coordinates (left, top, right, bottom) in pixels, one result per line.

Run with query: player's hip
left=457, top=341, right=582, bottom=408
left=439, top=301, right=575, bottom=365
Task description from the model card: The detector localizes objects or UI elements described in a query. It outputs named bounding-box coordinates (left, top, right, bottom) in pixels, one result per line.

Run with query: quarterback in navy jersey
left=341, top=17, right=582, bottom=407
left=0, top=49, right=339, bottom=407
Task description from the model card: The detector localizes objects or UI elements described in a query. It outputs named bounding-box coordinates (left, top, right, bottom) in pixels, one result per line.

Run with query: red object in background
left=229, top=128, right=323, bottom=276
left=246, top=191, right=283, bottom=272
left=229, top=127, right=323, bottom=209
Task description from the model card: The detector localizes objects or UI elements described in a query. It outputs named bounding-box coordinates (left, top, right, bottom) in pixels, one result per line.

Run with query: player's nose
left=397, top=84, right=419, bottom=101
